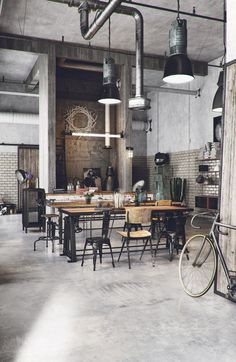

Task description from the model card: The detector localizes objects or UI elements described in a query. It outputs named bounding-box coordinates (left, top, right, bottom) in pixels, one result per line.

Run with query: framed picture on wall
left=213, top=116, right=222, bottom=142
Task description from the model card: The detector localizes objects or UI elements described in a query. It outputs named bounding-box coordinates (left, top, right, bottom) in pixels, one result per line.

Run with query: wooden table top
left=60, top=205, right=192, bottom=216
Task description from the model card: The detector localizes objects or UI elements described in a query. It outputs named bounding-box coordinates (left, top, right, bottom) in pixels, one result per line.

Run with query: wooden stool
left=33, top=214, right=59, bottom=253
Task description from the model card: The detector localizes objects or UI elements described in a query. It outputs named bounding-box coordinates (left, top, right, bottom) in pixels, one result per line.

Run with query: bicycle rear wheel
left=179, top=234, right=216, bottom=297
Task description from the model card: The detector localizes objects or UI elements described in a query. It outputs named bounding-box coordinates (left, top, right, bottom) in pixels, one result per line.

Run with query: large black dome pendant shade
left=163, top=53, right=194, bottom=84
left=163, top=17, right=194, bottom=84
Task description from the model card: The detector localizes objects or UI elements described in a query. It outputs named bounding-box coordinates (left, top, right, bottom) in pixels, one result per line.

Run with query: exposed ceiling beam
left=0, top=33, right=208, bottom=76
left=123, top=1, right=225, bottom=23
left=0, top=81, right=38, bottom=94
left=0, top=90, right=39, bottom=97
left=25, top=57, right=40, bottom=91
left=144, top=85, right=200, bottom=97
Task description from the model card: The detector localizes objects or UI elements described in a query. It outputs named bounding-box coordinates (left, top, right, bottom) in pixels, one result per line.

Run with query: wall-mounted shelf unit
left=195, top=195, right=218, bottom=210
left=195, top=156, right=220, bottom=210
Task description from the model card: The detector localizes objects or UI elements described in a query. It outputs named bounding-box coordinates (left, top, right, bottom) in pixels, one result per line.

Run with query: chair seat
left=117, top=230, right=151, bottom=239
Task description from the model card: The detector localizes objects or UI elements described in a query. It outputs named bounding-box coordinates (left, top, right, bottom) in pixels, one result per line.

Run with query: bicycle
left=179, top=212, right=236, bottom=302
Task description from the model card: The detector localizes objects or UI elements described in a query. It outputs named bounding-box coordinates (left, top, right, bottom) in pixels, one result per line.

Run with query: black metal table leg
left=69, top=216, right=77, bottom=262
left=59, top=210, right=63, bottom=245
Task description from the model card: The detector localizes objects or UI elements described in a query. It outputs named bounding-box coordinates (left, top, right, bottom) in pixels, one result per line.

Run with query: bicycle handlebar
left=191, top=211, right=217, bottom=229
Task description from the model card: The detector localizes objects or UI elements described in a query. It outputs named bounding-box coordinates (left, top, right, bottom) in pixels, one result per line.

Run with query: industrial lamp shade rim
left=212, top=86, right=223, bottom=113
left=163, top=54, right=194, bottom=84
left=98, top=84, right=121, bottom=105
left=98, top=98, right=121, bottom=105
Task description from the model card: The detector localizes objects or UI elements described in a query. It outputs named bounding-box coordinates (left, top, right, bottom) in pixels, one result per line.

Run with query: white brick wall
left=0, top=152, right=18, bottom=206
left=147, top=149, right=220, bottom=209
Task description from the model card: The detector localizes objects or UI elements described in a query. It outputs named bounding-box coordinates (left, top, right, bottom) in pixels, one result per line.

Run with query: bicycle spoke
left=179, top=235, right=216, bottom=297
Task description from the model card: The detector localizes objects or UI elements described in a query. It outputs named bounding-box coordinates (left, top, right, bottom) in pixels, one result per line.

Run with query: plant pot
left=85, top=198, right=91, bottom=204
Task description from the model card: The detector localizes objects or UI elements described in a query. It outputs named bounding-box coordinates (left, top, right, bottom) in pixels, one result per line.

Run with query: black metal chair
left=33, top=213, right=59, bottom=253
left=154, top=213, right=188, bottom=261
left=81, top=210, right=115, bottom=271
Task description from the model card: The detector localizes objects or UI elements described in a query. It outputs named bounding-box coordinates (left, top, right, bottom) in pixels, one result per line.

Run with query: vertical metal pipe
left=133, top=10, right=143, bottom=98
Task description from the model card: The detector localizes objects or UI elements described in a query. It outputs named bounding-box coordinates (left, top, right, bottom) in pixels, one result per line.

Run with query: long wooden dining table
left=56, top=205, right=192, bottom=263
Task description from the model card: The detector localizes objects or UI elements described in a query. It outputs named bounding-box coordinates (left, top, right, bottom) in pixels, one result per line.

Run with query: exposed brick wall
left=147, top=149, right=220, bottom=209
left=0, top=152, right=18, bottom=206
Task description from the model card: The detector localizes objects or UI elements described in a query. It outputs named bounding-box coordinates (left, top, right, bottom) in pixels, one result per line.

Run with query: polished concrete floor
left=0, top=214, right=236, bottom=362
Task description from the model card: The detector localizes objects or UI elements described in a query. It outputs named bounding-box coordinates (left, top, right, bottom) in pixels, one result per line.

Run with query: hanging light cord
left=108, top=15, right=111, bottom=56
left=177, top=0, right=180, bottom=20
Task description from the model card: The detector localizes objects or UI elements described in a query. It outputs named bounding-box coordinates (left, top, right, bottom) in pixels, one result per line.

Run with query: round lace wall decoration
left=65, top=105, right=97, bottom=135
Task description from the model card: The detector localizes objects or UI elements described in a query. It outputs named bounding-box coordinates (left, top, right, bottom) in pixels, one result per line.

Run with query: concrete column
left=116, top=61, right=133, bottom=191
left=38, top=47, right=56, bottom=192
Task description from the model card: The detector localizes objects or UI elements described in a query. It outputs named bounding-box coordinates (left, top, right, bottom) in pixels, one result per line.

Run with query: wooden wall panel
left=217, top=63, right=236, bottom=295
left=18, top=146, right=39, bottom=211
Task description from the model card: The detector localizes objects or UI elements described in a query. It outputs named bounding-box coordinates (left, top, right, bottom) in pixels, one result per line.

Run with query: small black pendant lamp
left=163, top=0, right=194, bottom=84
left=98, top=16, right=121, bottom=105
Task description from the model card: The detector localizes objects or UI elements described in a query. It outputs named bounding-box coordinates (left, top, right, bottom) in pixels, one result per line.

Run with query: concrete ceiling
left=0, top=0, right=224, bottom=110
left=0, top=0, right=224, bottom=63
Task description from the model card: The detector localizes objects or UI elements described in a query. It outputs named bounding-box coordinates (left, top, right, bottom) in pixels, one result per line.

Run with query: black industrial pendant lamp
left=98, top=16, right=121, bottom=105
left=212, top=71, right=223, bottom=113
left=163, top=0, right=194, bottom=84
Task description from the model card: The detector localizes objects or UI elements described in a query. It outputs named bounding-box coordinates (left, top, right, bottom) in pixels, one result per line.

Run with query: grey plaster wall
left=0, top=123, right=38, bottom=145
left=0, top=94, right=39, bottom=113
left=147, top=92, right=158, bottom=156
left=0, top=113, right=39, bottom=145
left=147, top=66, right=221, bottom=154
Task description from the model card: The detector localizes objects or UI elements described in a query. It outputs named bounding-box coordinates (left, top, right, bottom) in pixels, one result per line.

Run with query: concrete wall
left=226, top=0, right=236, bottom=63
left=0, top=112, right=39, bottom=144
left=146, top=66, right=221, bottom=155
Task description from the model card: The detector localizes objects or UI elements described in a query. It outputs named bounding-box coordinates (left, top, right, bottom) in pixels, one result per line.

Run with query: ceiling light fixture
left=98, top=14, right=121, bottom=105
left=71, top=132, right=122, bottom=138
left=163, top=0, right=194, bottom=84
left=212, top=71, right=223, bottom=113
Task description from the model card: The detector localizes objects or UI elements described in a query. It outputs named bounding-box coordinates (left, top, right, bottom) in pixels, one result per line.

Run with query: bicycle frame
left=209, top=213, right=236, bottom=286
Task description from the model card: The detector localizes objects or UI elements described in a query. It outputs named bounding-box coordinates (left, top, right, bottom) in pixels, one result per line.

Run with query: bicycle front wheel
left=179, top=234, right=216, bottom=297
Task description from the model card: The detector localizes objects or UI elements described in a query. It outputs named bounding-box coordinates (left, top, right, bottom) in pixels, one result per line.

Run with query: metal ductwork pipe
left=48, top=0, right=150, bottom=110
left=79, top=0, right=123, bottom=40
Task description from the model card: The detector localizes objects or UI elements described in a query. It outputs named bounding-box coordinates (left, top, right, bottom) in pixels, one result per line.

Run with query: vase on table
left=85, top=198, right=91, bottom=205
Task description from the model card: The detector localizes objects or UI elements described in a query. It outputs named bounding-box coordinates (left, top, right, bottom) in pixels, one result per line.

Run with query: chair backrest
left=101, top=210, right=111, bottom=238
left=126, top=208, right=151, bottom=238
left=126, top=207, right=152, bottom=225
left=157, top=200, right=172, bottom=206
